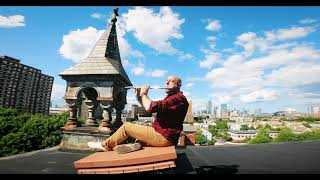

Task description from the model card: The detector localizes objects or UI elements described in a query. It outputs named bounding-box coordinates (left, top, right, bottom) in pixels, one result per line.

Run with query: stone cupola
left=59, top=8, right=132, bottom=132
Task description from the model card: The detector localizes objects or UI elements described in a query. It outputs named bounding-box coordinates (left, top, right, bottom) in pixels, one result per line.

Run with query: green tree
left=216, top=131, right=232, bottom=141
left=208, top=125, right=218, bottom=137
left=195, top=130, right=206, bottom=145
left=272, top=128, right=297, bottom=143
left=216, top=120, right=229, bottom=130
left=296, top=129, right=320, bottom=141
left=248, top=128, right=272, bottom=144
left=0, top=110, right=68, bottom=157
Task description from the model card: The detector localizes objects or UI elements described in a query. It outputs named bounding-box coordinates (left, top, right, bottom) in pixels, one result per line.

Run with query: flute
left=124, top=86, right=169, bottom=90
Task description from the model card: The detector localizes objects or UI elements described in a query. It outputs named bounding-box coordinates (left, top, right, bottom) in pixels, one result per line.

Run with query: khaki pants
left=102, top=122, right=173, bottom=149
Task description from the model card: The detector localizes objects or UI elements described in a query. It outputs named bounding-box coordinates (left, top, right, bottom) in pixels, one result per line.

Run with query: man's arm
left=140, top=85, right=152, bottom=112
left=141, top=94, right=152, bottom=112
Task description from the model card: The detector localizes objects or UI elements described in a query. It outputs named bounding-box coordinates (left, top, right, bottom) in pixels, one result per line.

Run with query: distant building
left=49, top=106, right=68, bottom=115
left=254, top=108, right=262, bottom=116
left=228, top=130, right=278, bottom=142
left=206, top=100, right=212, bottom=114
left=307, top=106, right=320, bottom=115
left=213, top=106, right=218, bottom=116
left=0, top=55, right=54, bottom=114
left=131, top=104, right=151, bottom=119
left=273, top=111, right=286, bottom=116
left=312, top=106, right=320, bottom=115
left=216, top=106, right=222, bottom=118
left=221, top=104, right=228, bottom=118
left=230, top=116, right=254, bottom=123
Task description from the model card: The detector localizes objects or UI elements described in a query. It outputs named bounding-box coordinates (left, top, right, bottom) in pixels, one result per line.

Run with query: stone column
left=99, top=101, right=113, bottom=132
left=84, top=99, right=98, bottom=126
left=113, top=104, right=125, bottom=129
left=64, top=99, right=81, bottom=129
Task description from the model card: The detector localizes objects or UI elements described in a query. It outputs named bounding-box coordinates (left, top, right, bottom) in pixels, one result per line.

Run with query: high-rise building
left=206, top=100, right=212, bottom=114
left=254, top=108, right=262, bottom=116
left=0, top=55, right=54, bottom=114
left=221, top=104, right=228, bottom=118
left=213, top=106, right=218, bottom=116
left=312, top=106, right=320, bottom=114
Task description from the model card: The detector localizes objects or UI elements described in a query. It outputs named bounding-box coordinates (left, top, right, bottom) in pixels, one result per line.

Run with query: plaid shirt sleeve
left=147, top=94, right=186, bottom=113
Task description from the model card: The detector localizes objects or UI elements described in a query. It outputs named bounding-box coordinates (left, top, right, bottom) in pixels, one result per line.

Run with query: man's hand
left=141, top=84, right=150, bottom=96
left=134, top=87, right=141, bottom=98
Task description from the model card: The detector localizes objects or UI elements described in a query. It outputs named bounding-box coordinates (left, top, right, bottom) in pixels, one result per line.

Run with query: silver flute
left=124, top=86, right=169, bottom=90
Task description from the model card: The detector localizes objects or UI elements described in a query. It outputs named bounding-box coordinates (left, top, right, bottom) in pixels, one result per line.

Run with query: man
left=88, top=75, right=189, bottom=154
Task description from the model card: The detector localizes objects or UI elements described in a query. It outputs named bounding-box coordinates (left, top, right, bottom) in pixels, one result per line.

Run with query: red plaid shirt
left=147, top=91, right=189, bottom=145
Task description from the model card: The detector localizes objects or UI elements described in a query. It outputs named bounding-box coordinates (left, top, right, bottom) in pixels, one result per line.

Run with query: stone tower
left=59, top=8, right=132, bottom=132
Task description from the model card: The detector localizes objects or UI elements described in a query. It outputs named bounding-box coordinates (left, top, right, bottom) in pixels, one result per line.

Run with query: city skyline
left=1, top=6, right=320, bottom=113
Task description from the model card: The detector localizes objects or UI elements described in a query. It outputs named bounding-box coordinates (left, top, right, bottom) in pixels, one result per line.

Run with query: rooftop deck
left=1, top=140, right=320, bottom=174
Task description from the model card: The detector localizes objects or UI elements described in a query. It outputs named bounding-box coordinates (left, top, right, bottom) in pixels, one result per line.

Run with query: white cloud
left=199, top=51, right=221, bottom=68
left=0, top=15, right=25, bottom=28
left=299, top=18, right=317, bottom=24
left=130, top=64, right=167, bottom=78
left=51, top=84, right=66, bottom=100
left=206, top=20, right=221, bottom=31
left=59, top=23, right=144, bottom=65
left=90, top=13, right=107, bottom=20
left=223, top=54, right=244, bottom=67
left=186, top=83, right=194, bottom=88
left=235, top=32, right=269, bottom=57
left=203, top=22, right=319, bottom=107
left=266, top=62, right=320, bottom=87
left=205, top=65, right=263, bottom=91
left=178, top=52, right=194, bottom=61
left=121, top=6, right=185, bottom=54
left=235, top=26, right=315, bottom=57
left=240, top=89, right=279, bottom=103
left=192, top=98, right=207, bottom=112
left=131, top=66, right=145, bottom=75
left=275, top=26, right=315, bottom=41
left=59, top=27, right=104, bottom=62
left=246, top=45, right=320, bottom=70
left=207, top=36, right=218, bottom=49
left=147, top=69, right=167, bottom=77
left=205, top=43, right=320, bottom=92
left=286, top=108, right=296, bottom=112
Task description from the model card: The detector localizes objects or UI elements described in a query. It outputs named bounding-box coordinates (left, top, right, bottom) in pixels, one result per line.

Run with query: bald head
left=165, top=75, right=182, bottom=94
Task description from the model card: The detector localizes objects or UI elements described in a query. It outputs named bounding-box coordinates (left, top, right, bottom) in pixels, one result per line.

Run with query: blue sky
left=1, top=6, right=320, bottom=113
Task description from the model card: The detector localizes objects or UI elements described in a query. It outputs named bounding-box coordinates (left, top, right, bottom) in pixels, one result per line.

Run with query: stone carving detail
left=64, top=99, right=81, bottom=129
left=99, top=101, right=113, bottom=132
left=84, top=99, right=98, bottom=126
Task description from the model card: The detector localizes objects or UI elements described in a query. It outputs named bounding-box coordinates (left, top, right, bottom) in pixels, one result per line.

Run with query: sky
left=0, top=6, right=320, bottom=113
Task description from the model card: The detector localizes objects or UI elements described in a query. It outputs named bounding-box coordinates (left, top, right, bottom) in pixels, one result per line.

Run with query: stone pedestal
left=59, top=126, right=110, bottom=152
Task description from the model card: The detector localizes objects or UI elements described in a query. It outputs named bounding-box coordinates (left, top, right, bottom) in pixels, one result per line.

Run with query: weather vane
left=111, top=8, right=119, bottom=23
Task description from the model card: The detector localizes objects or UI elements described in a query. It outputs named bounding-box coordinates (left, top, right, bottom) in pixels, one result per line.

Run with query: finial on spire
left=111, top=8, right=119, bottom=23
left=114, top=8, right=119, bottom=16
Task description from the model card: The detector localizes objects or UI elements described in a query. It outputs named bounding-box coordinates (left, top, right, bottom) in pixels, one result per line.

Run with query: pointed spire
left=59, top=8, right=132, bottom=86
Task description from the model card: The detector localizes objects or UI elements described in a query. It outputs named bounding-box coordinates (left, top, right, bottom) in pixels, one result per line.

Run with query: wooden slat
left=77, top=160, right=176, bottom=174
left=74, top=146, right=177, bottom=169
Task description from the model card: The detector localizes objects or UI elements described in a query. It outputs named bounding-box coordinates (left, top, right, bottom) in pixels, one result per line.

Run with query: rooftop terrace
left=1, top=140, right=320, bottom=174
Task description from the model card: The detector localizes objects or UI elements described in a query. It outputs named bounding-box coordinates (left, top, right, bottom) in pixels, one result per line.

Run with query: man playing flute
left=87, top=75, right=189, bottom=154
